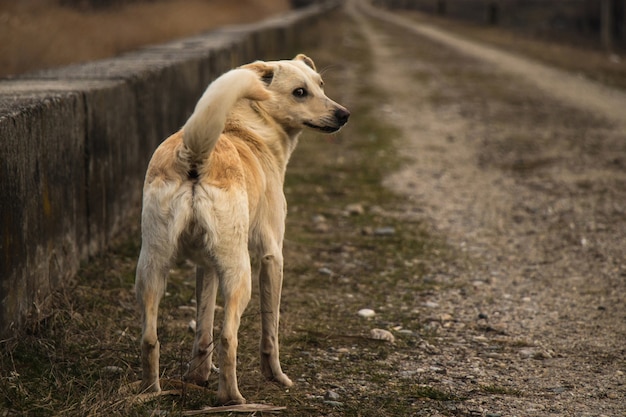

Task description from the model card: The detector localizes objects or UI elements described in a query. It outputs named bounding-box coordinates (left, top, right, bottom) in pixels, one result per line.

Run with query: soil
left=349, top=1, right=626, bottom=415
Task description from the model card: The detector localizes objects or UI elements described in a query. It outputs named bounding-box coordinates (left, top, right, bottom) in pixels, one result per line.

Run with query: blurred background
left=376, top=0, right=625, bottom=51
left=0, top=0, right=291, bottom=77
left=1, top=0, right=624, bottom=78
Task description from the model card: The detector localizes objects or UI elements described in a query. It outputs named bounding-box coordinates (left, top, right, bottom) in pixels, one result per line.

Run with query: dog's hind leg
left=259, top=246, right=293, bottom=387
left=186, top=266, right=218, bottom=385
left=215, top=246, right=252, bottom=405
left=135, top=247, right=171, bottom=393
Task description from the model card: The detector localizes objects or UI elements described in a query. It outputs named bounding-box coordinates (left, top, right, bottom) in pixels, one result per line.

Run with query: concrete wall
left=0, top=1, right=339, bottom=337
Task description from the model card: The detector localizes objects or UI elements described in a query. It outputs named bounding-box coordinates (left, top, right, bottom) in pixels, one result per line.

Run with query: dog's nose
left=334, top=107, right=350, bottom=125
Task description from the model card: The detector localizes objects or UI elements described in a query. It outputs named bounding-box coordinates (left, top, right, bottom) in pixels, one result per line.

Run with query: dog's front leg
left=186, top=266, right=218, bottom=385
left=259, top=252, right=293, bottom=387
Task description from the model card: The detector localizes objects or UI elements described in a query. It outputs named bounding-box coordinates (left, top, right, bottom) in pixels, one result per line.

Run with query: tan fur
left=135, top=55, right=349, bottom=405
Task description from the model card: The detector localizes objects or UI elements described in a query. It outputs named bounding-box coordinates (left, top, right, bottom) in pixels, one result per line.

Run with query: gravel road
left=348, top=1, right=626, bottom=415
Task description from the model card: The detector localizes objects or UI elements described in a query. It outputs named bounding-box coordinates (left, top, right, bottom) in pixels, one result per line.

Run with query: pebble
left=311, top=214, right=326, bottom=224
left=313, top=222, right=330, bottom=233
left=374, top=227, right=395, bottom=236
left=325, top=390, right=340, bottom=401
left=188, top=319, right=197, bottom=332
left=345, top=203, right=365, bottom=215
left=311, top=214, right=329, bottom=233
left=178, top=305, right=196, bottom=314
left=430, top=366, right=446, bottom=374
left=440, top=313, right=454, bottom=322
left=318, top=267, right=333, bottom=276
left=358, top=308, right=376, bottom=318
left=370, top=328, right=395, bottom=343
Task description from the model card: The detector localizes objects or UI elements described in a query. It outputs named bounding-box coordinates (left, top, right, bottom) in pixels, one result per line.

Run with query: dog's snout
left=334, top=107, right=350, bottom=126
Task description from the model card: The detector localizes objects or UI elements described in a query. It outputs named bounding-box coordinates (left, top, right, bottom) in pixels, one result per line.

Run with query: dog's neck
left=230, top=100, right=302, bottom=170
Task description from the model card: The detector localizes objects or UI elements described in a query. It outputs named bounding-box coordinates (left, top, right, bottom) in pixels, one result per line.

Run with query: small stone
left=311, top=214, right=327, bottom=224
left=370, top=328, right=395, bottom=343
left=374, top=227, right=395, bottom=236
left=313, top=222, right=330, bottom=233
left=311, top=214, right=329, bottom=233
left=345, top=203, right=365, bottom=215
left=430, top=366, right=446, bottom=374
left=519, top=348, right=535, bottom=359
left=318, top=267, right=333, bottom=276
left=440, top=313, right=454, bottom=322
left=424, top=301, right=439, bottom=308
left=188, top=319, right=197, bottom=332
left=324, top=390, right=340, bottom=401
left=358, top=308, right=376, bottom=318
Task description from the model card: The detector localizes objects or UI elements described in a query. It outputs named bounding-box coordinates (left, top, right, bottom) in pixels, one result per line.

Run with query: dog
left=135, top=54, right=349, bottom=405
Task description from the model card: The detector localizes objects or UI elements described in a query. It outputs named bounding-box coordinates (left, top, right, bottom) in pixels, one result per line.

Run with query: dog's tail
left=182, top=67, right=271, bottom=161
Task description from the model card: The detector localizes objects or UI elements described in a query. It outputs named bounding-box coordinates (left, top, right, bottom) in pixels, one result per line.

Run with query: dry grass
left=0, top=0, right=290, bottom=77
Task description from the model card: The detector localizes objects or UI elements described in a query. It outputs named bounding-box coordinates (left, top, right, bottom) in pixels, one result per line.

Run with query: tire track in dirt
left=347, top=1, right=626, bottom=415
left=358, top=0, right=626, bottom=131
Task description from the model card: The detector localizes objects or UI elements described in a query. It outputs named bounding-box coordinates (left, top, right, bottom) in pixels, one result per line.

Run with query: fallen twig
left=181, top=403, right=287, bottom=415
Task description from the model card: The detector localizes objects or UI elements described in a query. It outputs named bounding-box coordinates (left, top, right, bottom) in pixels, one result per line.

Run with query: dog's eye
left=293, top=88, right=308, bottom=98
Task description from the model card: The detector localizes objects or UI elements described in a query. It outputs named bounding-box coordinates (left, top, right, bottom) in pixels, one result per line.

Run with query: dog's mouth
left=304, top=122, right=341, bottom=133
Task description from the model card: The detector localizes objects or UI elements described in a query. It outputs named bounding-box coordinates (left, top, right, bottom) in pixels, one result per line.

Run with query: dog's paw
left=216, top=389, right=246, bottom=406
left=272, top=372, right=293, bottom=388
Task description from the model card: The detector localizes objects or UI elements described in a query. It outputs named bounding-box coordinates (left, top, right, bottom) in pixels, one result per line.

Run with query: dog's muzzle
left=305, top=107, right=351, bottom=133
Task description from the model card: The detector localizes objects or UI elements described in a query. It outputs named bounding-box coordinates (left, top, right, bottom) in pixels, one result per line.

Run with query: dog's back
left=138, top=69, right=272, bottom=262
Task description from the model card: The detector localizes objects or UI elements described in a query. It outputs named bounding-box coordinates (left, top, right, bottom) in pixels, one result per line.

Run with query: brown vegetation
left=0, top=0, right=290, bottom=77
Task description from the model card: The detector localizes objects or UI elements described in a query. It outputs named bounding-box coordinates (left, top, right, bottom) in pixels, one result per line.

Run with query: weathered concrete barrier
left=0, top=1, right=340, bottom=337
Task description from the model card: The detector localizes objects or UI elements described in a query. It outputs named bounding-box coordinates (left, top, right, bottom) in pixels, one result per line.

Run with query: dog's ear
left=294, top=54, right=316, bottom=71
left=240, top=61, right=275, bottom=86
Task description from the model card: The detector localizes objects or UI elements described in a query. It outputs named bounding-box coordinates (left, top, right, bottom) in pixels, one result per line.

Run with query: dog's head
left=241, top=55, right=350, bottom=135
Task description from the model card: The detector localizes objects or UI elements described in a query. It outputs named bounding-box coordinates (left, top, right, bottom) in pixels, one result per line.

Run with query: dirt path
left=348, top=1, right=626, bottom=415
